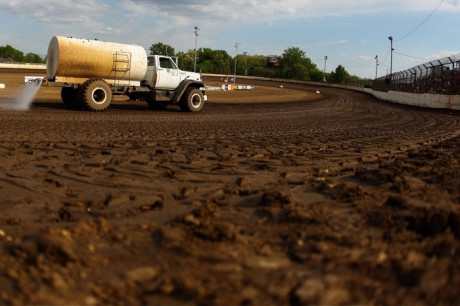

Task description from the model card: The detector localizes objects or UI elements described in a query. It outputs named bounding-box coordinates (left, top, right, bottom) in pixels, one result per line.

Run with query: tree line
left=0, top=42, right=371, bottom=86
left=0, top=44, right=45, bottom=64
left=150, top=42, right=371, bottom=87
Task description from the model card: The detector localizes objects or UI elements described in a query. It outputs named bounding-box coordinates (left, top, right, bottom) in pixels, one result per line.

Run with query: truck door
left=156, top=57, right=182, bottom=89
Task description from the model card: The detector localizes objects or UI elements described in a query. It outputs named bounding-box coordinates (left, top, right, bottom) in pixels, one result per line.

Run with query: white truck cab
left=145, top=55, right=202, bottom=90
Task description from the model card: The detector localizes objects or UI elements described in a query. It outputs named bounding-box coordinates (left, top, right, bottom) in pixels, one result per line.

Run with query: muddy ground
left=0, top=69, right=459, bottom=305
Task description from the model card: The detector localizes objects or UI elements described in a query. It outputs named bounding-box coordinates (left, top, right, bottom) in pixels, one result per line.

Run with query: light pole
left=375, top=55, right=379, bottom=79
left=243, top=51, right=247, bottom=76
left=234, top=43, right=240, bottom=84
left=323, top=56, right=328, bottom=82
left=388, top=36, right=393, bottom=84
left=193, top=26, right=199, bottom=72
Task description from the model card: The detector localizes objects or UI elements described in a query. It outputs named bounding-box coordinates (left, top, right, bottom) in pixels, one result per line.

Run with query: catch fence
left=372, top=53, right=460, bottom=95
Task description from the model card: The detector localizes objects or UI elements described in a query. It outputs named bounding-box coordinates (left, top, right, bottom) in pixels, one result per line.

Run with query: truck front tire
left=77, top=79, right=112, bottom=111
left=180, top=88, right=204, bottom=112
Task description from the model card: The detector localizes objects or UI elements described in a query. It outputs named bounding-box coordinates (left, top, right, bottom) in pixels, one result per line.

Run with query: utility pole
left=234, top=43, right=240, bottom=85
left=388, top=36, right=393, bottom=84
left=323, top=56, right=328, bottom=82
left=193, top=27, right=199, bottom=72
left=243, top=51, right=247, bottom=76
left=375, top=55, right=379, bottom=79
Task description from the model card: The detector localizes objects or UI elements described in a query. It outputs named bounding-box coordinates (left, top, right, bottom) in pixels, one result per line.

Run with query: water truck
left=41, top=36, right=206, bottom=112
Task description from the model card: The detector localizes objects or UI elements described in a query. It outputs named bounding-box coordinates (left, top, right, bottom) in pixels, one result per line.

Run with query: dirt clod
left=1, top=70, right=460, bottom=305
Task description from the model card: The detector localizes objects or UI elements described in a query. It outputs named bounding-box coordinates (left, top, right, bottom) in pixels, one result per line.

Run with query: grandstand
left=373, top=53, right=460, bottom=95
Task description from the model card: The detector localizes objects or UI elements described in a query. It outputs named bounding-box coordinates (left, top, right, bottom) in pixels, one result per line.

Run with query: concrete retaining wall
left=216, top=74, right=460, bottom=111
left=313, top=81, right=460, bottom=110
left=370, top=90, right=460, bottom=110
left=0, top=63, right=46, bottom=69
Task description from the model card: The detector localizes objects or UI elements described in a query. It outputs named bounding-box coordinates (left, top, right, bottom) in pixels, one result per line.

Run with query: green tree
left=347, top=75, right=373, bottom=87
left=176, top=50, right=194, bottom=71
left=309, top=69, right=324, bottom=82
left=0, top=44, right=24, bottom=62
left=149, top=42, right=175, bottom=56
left=330, top=65, right=350, bottom=84
left=246, top=55, right=276, bottom=77
left=279, top=46, right=322, bottom=81
left=280, top=47, right=307, bottom=80
left=24, top=52, right=44, bottom=63
left=0, top=45, right=45, bottom=63
left=198, top=48, right=232, bottom=74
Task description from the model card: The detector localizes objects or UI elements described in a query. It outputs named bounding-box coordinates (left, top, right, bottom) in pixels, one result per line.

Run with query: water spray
left=0, top=77, right=44, bottom=110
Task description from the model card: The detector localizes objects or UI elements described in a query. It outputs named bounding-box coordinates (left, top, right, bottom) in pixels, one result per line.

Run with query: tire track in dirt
left=1, top=73, right=460, bottom=305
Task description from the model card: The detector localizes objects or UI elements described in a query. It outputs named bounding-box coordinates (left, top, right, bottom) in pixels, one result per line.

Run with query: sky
left=0, top=0, right=459, bottom=79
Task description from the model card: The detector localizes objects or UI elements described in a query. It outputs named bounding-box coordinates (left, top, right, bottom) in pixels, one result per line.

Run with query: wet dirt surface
left=0, top=69, right=460, bottom=305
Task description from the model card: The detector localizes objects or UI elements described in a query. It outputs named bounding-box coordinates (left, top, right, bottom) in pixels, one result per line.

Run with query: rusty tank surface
left=46, top=36, right=147, bottom=83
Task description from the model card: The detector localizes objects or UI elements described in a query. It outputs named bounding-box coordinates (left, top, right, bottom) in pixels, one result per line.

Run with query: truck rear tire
left=180, top=88, right=204, bottom=112
left=77, top=79, right=112, bottom=111
left=61, top=87, right=79, bottom=108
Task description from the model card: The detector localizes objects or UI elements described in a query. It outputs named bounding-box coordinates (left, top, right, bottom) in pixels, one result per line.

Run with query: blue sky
left=0, top=0, right=458, bottom=79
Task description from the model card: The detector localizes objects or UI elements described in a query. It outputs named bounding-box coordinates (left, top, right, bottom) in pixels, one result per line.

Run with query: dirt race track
left=1, top=69, right=460, bottom=305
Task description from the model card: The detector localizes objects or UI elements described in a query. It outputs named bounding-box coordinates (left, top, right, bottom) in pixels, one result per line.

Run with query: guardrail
left=373, top=53, right=460, bottom=95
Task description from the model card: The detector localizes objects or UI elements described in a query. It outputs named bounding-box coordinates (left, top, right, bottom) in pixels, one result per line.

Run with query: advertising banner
left=267, top=57, right=280, bottom=67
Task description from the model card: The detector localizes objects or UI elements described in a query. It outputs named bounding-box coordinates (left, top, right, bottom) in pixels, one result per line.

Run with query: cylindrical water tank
left=46, top=36, right=147, bottom=82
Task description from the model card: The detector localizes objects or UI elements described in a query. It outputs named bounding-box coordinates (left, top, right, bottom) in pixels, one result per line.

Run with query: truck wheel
left=180, top=88, right=204, bottom=112
left=77, top=79, right=112, bottom=111
left=61, top=87, right=79, bottom=108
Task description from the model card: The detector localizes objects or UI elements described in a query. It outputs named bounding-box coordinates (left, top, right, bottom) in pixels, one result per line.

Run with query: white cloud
left=427, top=50, right=460, bottom=60
left=129, top=0, right=460, bottom=21
left=0, top=0, right=458, bottom=78
left=354, top=55, right=373, bottom=61
left=0, top=0, right=111, bottom=24
left=274, top=7, right=297, bottom=16
left=1, top=0, right=457, bottom=38
left=0, top=0, right=457, bottom=29
left=317, top=39, right=348, bottom=46
left=97, top=27, right=122, bottom=35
